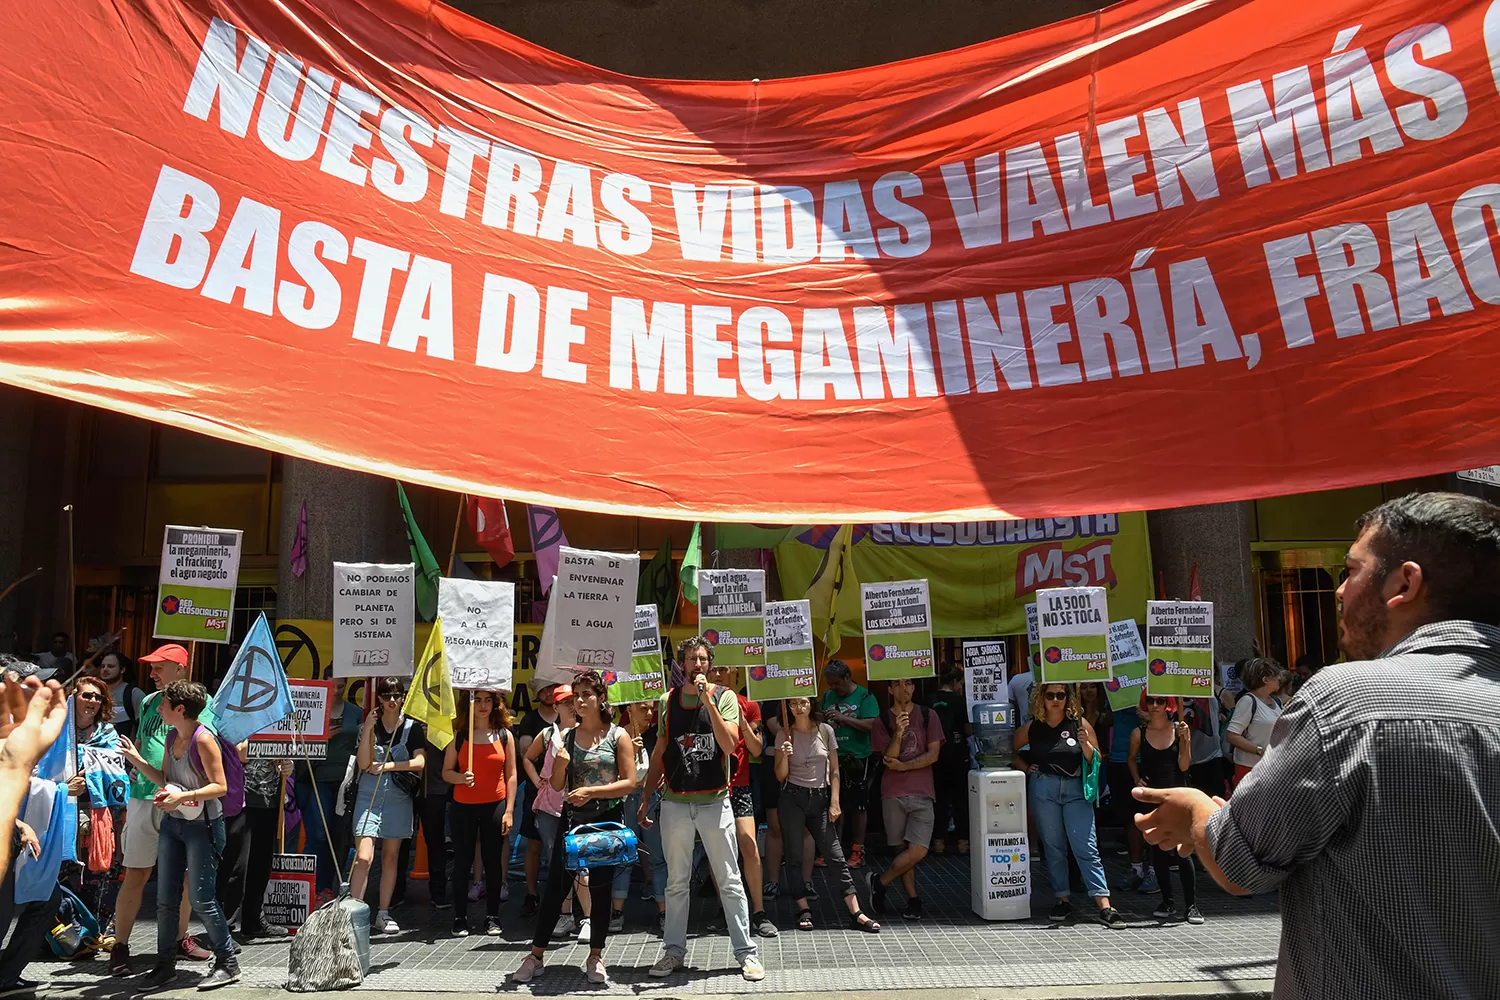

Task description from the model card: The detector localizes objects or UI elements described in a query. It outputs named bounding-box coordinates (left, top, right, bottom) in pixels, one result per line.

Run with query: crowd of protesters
left=0, top=491, right=1492, bottom=999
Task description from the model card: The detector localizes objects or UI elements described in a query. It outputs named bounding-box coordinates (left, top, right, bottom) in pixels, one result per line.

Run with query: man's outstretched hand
left=1133, top=785, right=1223, bottom=856
left=0, top=675, right=68, bottom=775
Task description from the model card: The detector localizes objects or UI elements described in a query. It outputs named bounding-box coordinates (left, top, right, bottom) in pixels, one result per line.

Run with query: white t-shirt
left=1008, top=671, right=1036, bottom=724
left=1227, top=692, right=1283, bottom=767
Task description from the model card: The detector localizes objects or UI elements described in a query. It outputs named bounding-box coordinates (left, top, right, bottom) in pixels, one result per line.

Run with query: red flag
left=1188, top=563, right=1202, bottom=602
left=467, top=496, right=515, bottom=568
left=1156, top=571, right=1167, bottom=602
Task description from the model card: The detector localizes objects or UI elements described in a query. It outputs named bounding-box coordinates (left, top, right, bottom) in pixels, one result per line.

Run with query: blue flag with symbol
left=206, top=613, right=293, bottom=745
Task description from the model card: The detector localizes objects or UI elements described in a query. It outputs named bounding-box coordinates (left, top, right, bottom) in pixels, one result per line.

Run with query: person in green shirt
left=819, top=660, right=880, bottom=869
left=111, top=643, right=199, bottom=975
left=637, top=637, right=763, bottom=982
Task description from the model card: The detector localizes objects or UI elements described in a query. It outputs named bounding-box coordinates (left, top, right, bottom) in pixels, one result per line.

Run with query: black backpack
left=929, top=693, right=967, bottom=757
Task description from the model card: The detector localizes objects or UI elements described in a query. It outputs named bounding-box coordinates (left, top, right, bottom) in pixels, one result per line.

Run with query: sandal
left=796, top=909, right=814, bottom=931
left=849, top=910, right=881, bottom=933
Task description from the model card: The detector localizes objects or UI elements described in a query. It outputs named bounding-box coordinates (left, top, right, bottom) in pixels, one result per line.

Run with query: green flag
left=397, top=482, right=441, bottom=621
left=681, top=522, right=702, bottom=605
left=638, top=537, right=675, bottom=623
left=716, top=524, right=809, bottom=548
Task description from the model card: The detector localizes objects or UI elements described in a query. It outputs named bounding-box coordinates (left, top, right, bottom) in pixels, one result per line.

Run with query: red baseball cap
left=140, top=643, right=190, bottom=666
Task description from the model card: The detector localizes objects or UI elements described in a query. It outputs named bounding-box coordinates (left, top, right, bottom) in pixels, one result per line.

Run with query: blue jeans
left=296, top=780, right=340, bottom=892
left=613, top=791, right=666, bottom=901
left=157, top=814, right=233, bottom=962
left=1028, top=772, right=1110, bottom=899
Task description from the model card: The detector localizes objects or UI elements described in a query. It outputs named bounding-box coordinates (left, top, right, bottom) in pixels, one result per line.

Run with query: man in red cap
left=110, top=644, right=208, bottom=973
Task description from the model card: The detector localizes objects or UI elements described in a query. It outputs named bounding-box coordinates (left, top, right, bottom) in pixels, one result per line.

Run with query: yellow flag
left=404, top=617, right=456, bottom=750
left=804, top=525, right=858, bottom=658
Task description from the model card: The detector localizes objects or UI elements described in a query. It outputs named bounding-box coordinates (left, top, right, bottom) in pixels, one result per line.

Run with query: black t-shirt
left=373, top=718, right=427, bottom=764
left=1027, top=716, right=1084, bottom=778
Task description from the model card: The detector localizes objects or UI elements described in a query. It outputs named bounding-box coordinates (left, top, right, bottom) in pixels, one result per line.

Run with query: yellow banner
left=273, top=619, right=702, bottom=714
left=774, top=514, right=1154, bottom=639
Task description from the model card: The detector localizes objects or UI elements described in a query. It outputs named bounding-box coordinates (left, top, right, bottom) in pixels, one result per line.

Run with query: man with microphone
left=638, top=637, right=763, bottom=982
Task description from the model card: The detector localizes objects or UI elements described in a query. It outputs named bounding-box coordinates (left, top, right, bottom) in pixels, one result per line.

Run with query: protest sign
left=983, top=832, right=1030, bottom=906
left=698, top=569, right=767, bottom=669
left=1035, top=587, right=1110, bottom=684
left=153, top=525, right=241, bottom=643
left=263, top=854, right=316, bottom=932
left=861, top=580, right=935, bottom=681
left=1147, top=601, right=1216, bottom=696
left=1025, top=602, right=1041, bottom=671
left=333, top=563, right=415, bottom=677
left=437, top=577, right=515, bottom=690
left=608, top=605, right=667, bottom=705
left=1104, top=620, right=1150, bottom=711
left=546, top=548, right=639, bottom=675
left=962, top=641, right=1008, bottom=708
left=249, top=679, right=334, bottom=759
left=752, top=600, right=817, bottom=700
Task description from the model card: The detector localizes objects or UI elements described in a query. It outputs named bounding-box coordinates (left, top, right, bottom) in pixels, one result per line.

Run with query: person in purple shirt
left=866, top=678, right=943, bottom=921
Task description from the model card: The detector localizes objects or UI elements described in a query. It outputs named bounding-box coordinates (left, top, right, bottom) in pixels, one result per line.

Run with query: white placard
left=1034, top=586, right=1111, bottom=683
left=1457, top=466, right=1500, bottom=486
left=333, top=562, right=415, bottom=677
left=1108, top=619, right=1146, bottom=664
left=962, top=641, right=1008, bottom=708
left=438, top=577, right=515, bottom=690
left=249, top=679, right=333, bottom=758
left=546, top=547, right=639, bottom=674
left=984, top=832, right=1031, bottom=906
left=1024, top=601, right=1040, bottom=671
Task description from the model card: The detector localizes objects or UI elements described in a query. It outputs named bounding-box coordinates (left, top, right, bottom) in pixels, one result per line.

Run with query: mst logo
left=1015, top=540, right=1117, bottom=596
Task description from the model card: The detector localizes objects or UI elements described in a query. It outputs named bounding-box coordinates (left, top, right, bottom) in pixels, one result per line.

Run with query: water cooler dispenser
left=968, top=769, right=1031, bottom=920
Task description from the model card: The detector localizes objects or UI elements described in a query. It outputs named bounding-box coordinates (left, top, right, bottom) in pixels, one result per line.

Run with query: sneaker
left=648, top=954, right=683, bottom=979
left=585, top=954, right=609, bottom=985
left=576, top=918, right=592, bottom=943
left=177, top=937, right=212, bottom=962
left=1098, top=906, right=1125, bottom=929
left=903, top=896, right=924, bottom=921
left=1123, top=868, right=1145, bottom=891
left=110, top=942, right=134, bottom=977
left=1185, top=904, right=1205, bottom=925
left=451, top=917, right=469, bottom=937
left=803, top=879, right=819, bottom=901
left=608, top=910, right=625, bottom=933
left=1139, top=870, right=1160, bottom=895
left=847, top=844, right=865, bottom=869
left=553, top=913, right=576, bottom=938
left=763, top=880, right=780, bottom=899
left=485, top=916, right=502, bottom=936
left=1152, top=901, right=1175, bottom=920
left=467, top=881, right=483, bottom=902
left=376, top=911, right=399, bottom=934
left=1048, top=899, right=1073, bottom=923
left=510, top=954, right=545, bottom=983
left=136, top=964, right=178, bottom=993
left=0, top=980, right=39, bottom=999
left=499, top=884, right=510, bottom=902
left=956, top=838, right=969, bottom=855
left=741, top=957, right=765, bottom=982
left=197, top=958, right=240, bottom=991
left=752, top=912, right=779, bottom=937
left=866, top=867, right=888, bottom=913
left=521, top=893, right=539, bottom=917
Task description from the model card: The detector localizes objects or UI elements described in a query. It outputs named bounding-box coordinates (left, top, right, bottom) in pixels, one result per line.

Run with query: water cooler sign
left=985, top=833, right=1030, bottom=902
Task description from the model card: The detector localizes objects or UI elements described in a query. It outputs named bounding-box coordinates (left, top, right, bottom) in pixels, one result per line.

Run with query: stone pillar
left=1148, top=502, right=1257, bottom=663
left=0, top=386, right=37, bottom=653
left=276, top=459, right=403, bottom=620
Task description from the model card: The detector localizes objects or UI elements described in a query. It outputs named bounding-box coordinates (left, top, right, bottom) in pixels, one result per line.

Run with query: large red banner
left=3, top=0, right=1500, bottom=519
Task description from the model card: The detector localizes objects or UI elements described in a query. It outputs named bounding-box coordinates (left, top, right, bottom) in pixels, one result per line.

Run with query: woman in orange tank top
left=441, top=690, right=517, bottom=937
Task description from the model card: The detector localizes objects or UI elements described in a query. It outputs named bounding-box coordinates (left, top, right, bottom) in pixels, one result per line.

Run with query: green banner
left=750, top=600, right=818, bottom=700
left=862, top=580, right=935, bottom=681
left=1104, top=620, right=1149, bottom=710
left=1146, top=601, right=1216, bottom=697
left=775, top=514, right=1153, bottom=640
left=611, top=605, right=667, bottom=705
left=1035, top=587, right=1111, bottom=684
left=699, top=569, right=767, bottom=669
left=154, top=582, right=236, bottom=642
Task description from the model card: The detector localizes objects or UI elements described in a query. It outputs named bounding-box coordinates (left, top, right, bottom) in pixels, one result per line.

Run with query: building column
left=276, top=459, right=403, bottom=620
left=1148, top=502, right=1257, bottom=664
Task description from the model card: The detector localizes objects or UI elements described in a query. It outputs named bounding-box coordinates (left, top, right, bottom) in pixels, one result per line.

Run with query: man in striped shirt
left=1134, top=492, right=1500, bottom=1000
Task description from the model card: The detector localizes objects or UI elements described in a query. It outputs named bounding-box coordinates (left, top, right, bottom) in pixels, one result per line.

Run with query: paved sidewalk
left=27, top=851, right=1280, bottom=996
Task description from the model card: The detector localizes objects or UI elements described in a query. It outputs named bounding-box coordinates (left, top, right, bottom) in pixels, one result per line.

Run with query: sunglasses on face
left=1146, top=697, right=1171, bottom=707
left=77, top=692, right=104, bottom=702
left=1044, top=691, right=1069, bottom=702
left=381, top=692, right=404, bottom=701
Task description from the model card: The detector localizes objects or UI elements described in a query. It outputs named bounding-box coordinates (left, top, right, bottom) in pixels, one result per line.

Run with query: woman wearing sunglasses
left=64, top=675, right=124, bottom=926
left=1128, top=693, right=1202, bottom=924
left=350, top=677, right=427, bottom=935
left=1015, top=684, right=1121, bottom=927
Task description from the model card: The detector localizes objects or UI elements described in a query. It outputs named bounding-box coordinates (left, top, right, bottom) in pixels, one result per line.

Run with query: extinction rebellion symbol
left=223, top=645, right=281, bottom=714
left=421, top=651, right=445, bottom=711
